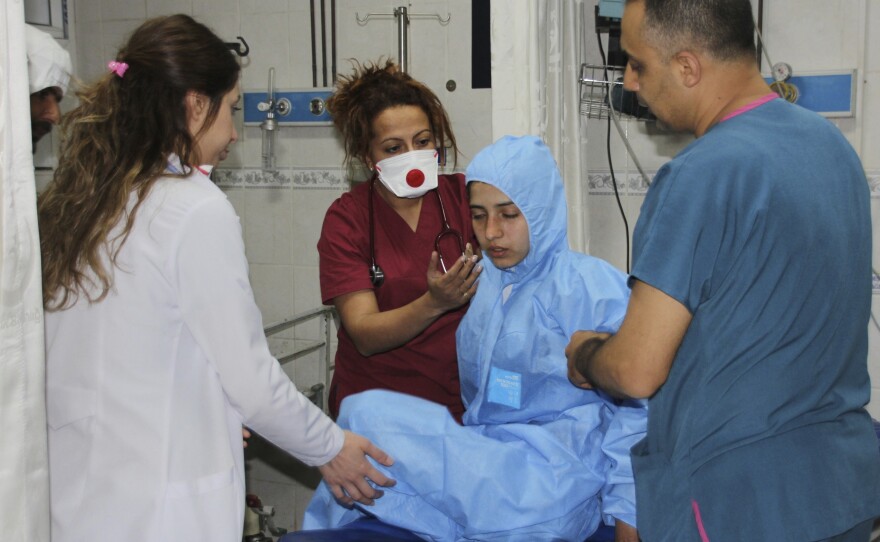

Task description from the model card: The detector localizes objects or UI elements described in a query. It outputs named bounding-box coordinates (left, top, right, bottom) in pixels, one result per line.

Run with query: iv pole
left=356, top=6, right=451, bottom=73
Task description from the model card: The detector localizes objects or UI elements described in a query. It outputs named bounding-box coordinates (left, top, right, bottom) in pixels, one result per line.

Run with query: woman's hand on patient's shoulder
left=318, top=430, right=396, bottom=507
left=425, top=242, right=482, bottom=312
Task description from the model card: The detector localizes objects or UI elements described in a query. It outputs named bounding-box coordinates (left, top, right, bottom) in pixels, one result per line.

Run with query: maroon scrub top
left=318, top=173, right=474, bottom=422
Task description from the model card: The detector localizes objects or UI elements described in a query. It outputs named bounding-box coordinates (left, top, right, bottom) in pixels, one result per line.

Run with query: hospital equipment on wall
left=367, top=177, right=464, bottom=287
left=256, top=68, right=290, bottom=172
left=243, top=67, right=333, bottom=171
left=225, top=36, right=249, bottom=57
left=355, top=6, right=450, bottom=73
left=262, top=305, right=337, bottom=413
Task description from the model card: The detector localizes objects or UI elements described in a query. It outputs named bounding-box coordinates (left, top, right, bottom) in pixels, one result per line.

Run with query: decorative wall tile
left=587, top=169, right=880, bottom=198
left=868, top=171, right=880, bottom=198
left=587, top=171, right=624, bottom=195
left=244, top=168, right=292, bottom=187
left=213, top=168, right=348, bottom=190
left=212, top=168, right=242, bottom=188
left=627, top=172, right=653, bottom=194
left=291, top=169, right=348, bottom=190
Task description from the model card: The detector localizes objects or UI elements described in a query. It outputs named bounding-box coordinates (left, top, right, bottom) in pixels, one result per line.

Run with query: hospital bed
left=278, top=419, right=880, bottom=542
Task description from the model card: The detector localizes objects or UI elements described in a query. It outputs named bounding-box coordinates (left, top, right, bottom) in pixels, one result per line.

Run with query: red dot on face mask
left=406, top=169, right=425, bottom=187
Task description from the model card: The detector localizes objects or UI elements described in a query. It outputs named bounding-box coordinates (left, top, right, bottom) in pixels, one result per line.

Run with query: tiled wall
left=581, top=0, right=880, bottom=418
left=68, top=0, right=492, bottom=533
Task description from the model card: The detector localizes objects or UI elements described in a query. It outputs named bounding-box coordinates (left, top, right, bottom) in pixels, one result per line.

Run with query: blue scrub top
left=630, top=98, right=880, bottom=541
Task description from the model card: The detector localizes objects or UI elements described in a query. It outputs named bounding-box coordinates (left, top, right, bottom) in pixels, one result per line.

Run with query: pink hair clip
left=107, top=60, right=129, bottom=78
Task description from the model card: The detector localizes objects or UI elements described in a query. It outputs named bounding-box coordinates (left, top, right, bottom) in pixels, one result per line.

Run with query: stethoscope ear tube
left=368, top=177, right=385, bottom=287
left=368, top=177, right=465, bottom=287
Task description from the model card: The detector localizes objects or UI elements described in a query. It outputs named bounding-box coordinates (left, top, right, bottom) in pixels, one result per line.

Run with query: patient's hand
left=614, top=519, right=639, bottom=542
left=318, top=430, right=396, bottom=507
left=565, top=330, right=610, bottom=389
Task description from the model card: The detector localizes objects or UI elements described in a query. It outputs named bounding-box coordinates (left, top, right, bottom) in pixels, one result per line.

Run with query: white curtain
left=0, top=2, right=50, bottom=541
left=490, top=0, right=591, bottom=252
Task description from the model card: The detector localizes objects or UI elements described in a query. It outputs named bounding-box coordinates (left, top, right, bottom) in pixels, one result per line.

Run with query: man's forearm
left=574, top=336, right=631, bottom=399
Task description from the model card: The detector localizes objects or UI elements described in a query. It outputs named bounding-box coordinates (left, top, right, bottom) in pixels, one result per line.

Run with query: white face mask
left=374, top=149, right=439, bottom=198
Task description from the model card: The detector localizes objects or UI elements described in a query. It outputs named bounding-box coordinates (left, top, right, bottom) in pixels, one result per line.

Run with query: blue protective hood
left=304, top=136, right=645, bottom=542
left=465, top=135, right=567, bottom=283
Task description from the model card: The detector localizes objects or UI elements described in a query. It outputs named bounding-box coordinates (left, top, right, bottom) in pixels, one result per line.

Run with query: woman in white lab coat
left=37, top=14, right=393, bottom=542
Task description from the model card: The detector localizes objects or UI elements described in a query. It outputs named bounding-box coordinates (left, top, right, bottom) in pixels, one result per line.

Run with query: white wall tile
left=250, top=264, right=295, bottom=325
left=240, top=12, right=292, bottom=90
left=192, top=0, right=239, bottom=39
left=763, top=0, right=860, bottom=72
left=243, top=187, right=294, bottom=265
left=146, top=0, right=192, bottom=17
left=861, top=72, right=880, bottom=169
left=100, top=20, right=144, bottom=60
left=72, top=20, right=105, bottom=82
left=868, top=0, right=880, bottom=72
left=74, top=0, right=102, bottom=24
left=290, top=188, right=341, bottom=268
left=100, top=0, right=146, bottom=21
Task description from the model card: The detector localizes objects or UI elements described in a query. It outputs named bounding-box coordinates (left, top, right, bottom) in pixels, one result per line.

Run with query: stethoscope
left=368, top=176, right=465, bottom=287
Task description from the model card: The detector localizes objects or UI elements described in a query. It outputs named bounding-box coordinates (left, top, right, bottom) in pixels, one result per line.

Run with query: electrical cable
left=752, top=11, right=799, bottom=104
left=597, top=29, right=631, bottom=273
left=607, top=99, right=651, bottom=188
left=752, top=13, right=775, bottom=75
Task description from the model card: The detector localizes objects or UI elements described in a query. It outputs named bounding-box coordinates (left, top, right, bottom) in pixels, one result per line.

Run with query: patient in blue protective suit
left=303, top=135, right=647, bottom=542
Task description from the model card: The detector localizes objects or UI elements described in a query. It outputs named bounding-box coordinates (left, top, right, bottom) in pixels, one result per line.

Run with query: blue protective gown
left=304, top=136, right=646, bottom=541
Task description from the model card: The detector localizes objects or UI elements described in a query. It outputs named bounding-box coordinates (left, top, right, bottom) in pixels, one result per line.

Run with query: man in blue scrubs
left=566, top=0, right=880, bottom=540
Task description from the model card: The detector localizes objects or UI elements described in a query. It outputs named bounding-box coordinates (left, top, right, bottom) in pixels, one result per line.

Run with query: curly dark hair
left=326, top=59, right=458, bottom=171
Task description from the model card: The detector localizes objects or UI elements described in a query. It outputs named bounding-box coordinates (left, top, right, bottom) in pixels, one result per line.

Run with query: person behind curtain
left=25, top=24, right=72, bottom=150
left=317, top=60, right=481, bottom=423
left=566, top=1, right=880, bottom=541
left=38, top=15, right=394, bottom=541
left=304, top=135, right=645, bottom=542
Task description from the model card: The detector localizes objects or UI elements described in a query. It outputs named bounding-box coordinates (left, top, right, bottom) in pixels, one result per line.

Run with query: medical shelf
left=579, top=63, right=653, bottom=121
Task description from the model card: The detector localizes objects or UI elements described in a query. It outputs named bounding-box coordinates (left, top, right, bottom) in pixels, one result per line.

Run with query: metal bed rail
left=263, top=306, right=337, bottom=413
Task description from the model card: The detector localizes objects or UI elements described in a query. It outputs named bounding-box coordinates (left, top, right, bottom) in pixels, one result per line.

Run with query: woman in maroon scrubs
left=318, top=60, right=481, bottom=423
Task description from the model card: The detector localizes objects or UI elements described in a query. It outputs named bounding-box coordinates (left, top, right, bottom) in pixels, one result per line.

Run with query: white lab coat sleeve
left=171, top=193, right=344, bottom=466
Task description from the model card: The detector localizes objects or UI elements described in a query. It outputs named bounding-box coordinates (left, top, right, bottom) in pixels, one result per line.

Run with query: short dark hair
left=629, top=0, right=757, bottom=61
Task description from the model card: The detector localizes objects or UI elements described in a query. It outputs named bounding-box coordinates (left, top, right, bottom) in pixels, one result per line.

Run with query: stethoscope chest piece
left=367, top=176, right=464, bottom=288
left=369, top=262, right=385, bottom=288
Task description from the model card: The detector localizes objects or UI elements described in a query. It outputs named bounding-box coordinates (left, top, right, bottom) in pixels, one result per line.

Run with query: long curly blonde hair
left=38, top=14, right=240, bottom=310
